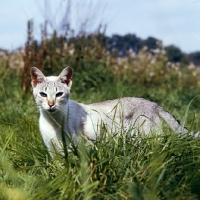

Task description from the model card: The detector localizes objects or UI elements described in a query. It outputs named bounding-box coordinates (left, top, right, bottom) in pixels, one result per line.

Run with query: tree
left=189, top=51, right=200, bottom=65
left=165, top=45, right=189, bottom=63
left=143, top=37, right=161, bottom=50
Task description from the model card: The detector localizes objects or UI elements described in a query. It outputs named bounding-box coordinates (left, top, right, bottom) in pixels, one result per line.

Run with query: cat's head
left=30, top=67, right=72, bottom=113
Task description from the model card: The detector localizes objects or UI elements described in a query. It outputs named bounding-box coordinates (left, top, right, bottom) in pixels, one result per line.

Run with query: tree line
left=103, top=34, right=200, bottom=65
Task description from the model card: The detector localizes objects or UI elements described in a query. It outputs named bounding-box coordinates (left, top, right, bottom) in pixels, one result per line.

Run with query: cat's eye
left=56, top=92, right=63, bottom=97
left=39, top=92, right=47, bottom=97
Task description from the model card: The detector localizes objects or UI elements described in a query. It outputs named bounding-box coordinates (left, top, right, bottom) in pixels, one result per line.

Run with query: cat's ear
left=58, top=67, right=73, bottom=88
left=30, top=67, right=45, bottom=87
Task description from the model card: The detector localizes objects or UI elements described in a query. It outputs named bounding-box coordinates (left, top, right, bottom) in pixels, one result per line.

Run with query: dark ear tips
left=59, top=67, right=73, bottom=87
left=30, top=67, right=45, bottom=87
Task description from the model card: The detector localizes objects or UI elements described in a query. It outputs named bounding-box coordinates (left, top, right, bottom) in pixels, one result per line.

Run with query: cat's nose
left=48, top=103, right=54, bottom=108
left=48, top=100, right=55, bottom=108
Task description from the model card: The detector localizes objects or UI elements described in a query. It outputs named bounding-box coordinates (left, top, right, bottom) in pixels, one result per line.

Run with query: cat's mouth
left=48, top=108, right=57, bottom=113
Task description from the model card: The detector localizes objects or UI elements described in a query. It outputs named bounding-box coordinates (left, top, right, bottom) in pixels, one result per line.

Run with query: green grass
left=1, top=66, right=200, bottom=199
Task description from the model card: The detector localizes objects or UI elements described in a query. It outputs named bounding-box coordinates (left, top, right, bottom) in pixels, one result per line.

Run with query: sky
left=1, top=0, right=200, bottom=53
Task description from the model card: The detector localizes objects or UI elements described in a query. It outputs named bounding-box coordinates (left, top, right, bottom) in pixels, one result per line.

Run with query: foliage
left=21, top=20, right=112, bottom=94
left=189, top=51, right=200, bottom=65
left=20, top=19, right=200, bottom=96
left=164, top=45, right=189, bottom=64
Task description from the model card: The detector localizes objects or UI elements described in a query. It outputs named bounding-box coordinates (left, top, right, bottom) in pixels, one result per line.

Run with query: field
left=1, top=46, right=200, bottom=200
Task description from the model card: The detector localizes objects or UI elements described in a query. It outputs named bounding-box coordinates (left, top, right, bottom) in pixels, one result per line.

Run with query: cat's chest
left=39, top=113, right=62, bottom=140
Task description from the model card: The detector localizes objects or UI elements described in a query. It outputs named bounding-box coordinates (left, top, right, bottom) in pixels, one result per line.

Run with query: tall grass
left=1, top=62, right=200, bottom=199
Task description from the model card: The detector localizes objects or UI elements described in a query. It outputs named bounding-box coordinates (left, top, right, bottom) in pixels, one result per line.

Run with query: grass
left=1, top=66, right=200, bottom=199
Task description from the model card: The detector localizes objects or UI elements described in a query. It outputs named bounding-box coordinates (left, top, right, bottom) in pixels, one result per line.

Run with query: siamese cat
left=30, top=67, right=198, bottom=155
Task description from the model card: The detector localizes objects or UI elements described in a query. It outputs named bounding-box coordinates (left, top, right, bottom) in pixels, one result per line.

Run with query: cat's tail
left=157, top=106, right=200, bottom=138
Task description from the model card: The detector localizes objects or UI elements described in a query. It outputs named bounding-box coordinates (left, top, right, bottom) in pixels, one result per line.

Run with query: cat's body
left=30, top=67, right=197, bottom=155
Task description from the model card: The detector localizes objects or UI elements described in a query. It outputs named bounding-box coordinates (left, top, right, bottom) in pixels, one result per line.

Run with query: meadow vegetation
left=1, top=21, right=200, bottom=199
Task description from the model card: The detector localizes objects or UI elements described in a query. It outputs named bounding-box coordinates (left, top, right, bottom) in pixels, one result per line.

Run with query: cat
left=30, top=66, right=199, bottom=155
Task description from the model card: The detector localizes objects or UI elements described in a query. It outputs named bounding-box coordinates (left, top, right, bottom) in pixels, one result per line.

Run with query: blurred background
left=1, top=0, right=200, bottom=52
left=1, top=0, right=200, bottom=96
